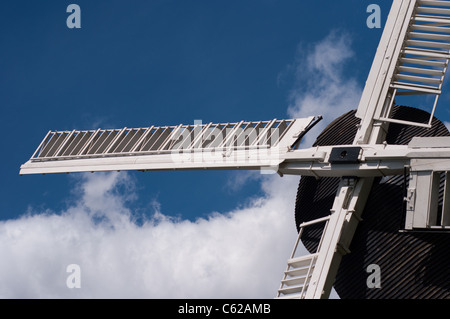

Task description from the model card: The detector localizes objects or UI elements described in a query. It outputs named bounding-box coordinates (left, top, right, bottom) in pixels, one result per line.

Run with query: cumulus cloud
left=0, top=172, right=300, bottom=298
left=287, top=30, right=362, bottom=147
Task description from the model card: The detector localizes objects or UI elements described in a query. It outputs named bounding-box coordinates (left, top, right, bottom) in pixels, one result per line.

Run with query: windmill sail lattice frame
left=20, top=117, right=317, bottom=175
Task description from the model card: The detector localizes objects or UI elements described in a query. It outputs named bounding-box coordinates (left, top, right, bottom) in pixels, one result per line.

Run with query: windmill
left=19, top=0, right=450, bottom=299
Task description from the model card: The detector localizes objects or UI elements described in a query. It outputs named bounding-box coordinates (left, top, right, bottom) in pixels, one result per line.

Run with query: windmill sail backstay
left=19, top=0, right=450, bottom=299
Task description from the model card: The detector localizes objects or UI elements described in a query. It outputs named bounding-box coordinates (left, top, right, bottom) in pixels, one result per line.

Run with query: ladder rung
left=414, top=15, right=450, bottom=24
left=417, top=7, right=450, bottom=16
left=298, top=215, right=331, bottom=228
left=391, top=82, right=442, bottom=94
left=406, top=39, right=450, bottom=50
left=376, top=116, right=433, bottom=128
left=418, top=0, right=450, bottom=7
left=403, top=48, right=450, bottom=59
left=409, top=31, right=450, bottom=42
left=398, top=65, right=445, bottom=76
left=395, top=73, right=443, bottom=84
left=285, top=266, right=313, bottom=278
left=400, top=57, right=447, bottom=68
left=277, top=285, right=304, bottom=295
left=281, top=276, right=308, bottom=287
left=275, top=294, right=303, bottom=299
left=411, top=24, right=450, bottom=34
left=287, top=254, right=318, bottom=269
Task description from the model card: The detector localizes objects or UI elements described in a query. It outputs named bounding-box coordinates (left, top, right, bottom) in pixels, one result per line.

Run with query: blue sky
left=1, top=1, right=448, bottom=298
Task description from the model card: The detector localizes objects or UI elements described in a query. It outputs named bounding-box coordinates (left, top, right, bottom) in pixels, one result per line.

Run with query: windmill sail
left=19, top=117, right=318, bottom=175
left=356, top=0, right=450, bottom=144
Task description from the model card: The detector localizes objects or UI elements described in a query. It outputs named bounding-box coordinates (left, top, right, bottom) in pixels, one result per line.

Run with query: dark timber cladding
left=295, top=105, right=450, bottom=299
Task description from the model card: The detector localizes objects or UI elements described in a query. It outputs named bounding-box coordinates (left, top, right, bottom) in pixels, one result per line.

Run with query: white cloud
left=287, top=30, right=362, bottom=147
left=0, top=172, right=300, bottom=298
left=225, top=170, right=263, bottom=193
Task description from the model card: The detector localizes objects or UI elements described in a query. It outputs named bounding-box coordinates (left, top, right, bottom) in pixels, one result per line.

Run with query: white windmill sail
left=19, top=117, right=319, bottom=175
left=356, top=0, right=450, bottom=144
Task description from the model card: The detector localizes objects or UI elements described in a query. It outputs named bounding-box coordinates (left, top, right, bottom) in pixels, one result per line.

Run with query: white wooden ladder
left=276, top=177, right=373, bottom=299
left=276, top=216, right=330, bottom=299
left=378, top=0, right=450, bottom=128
